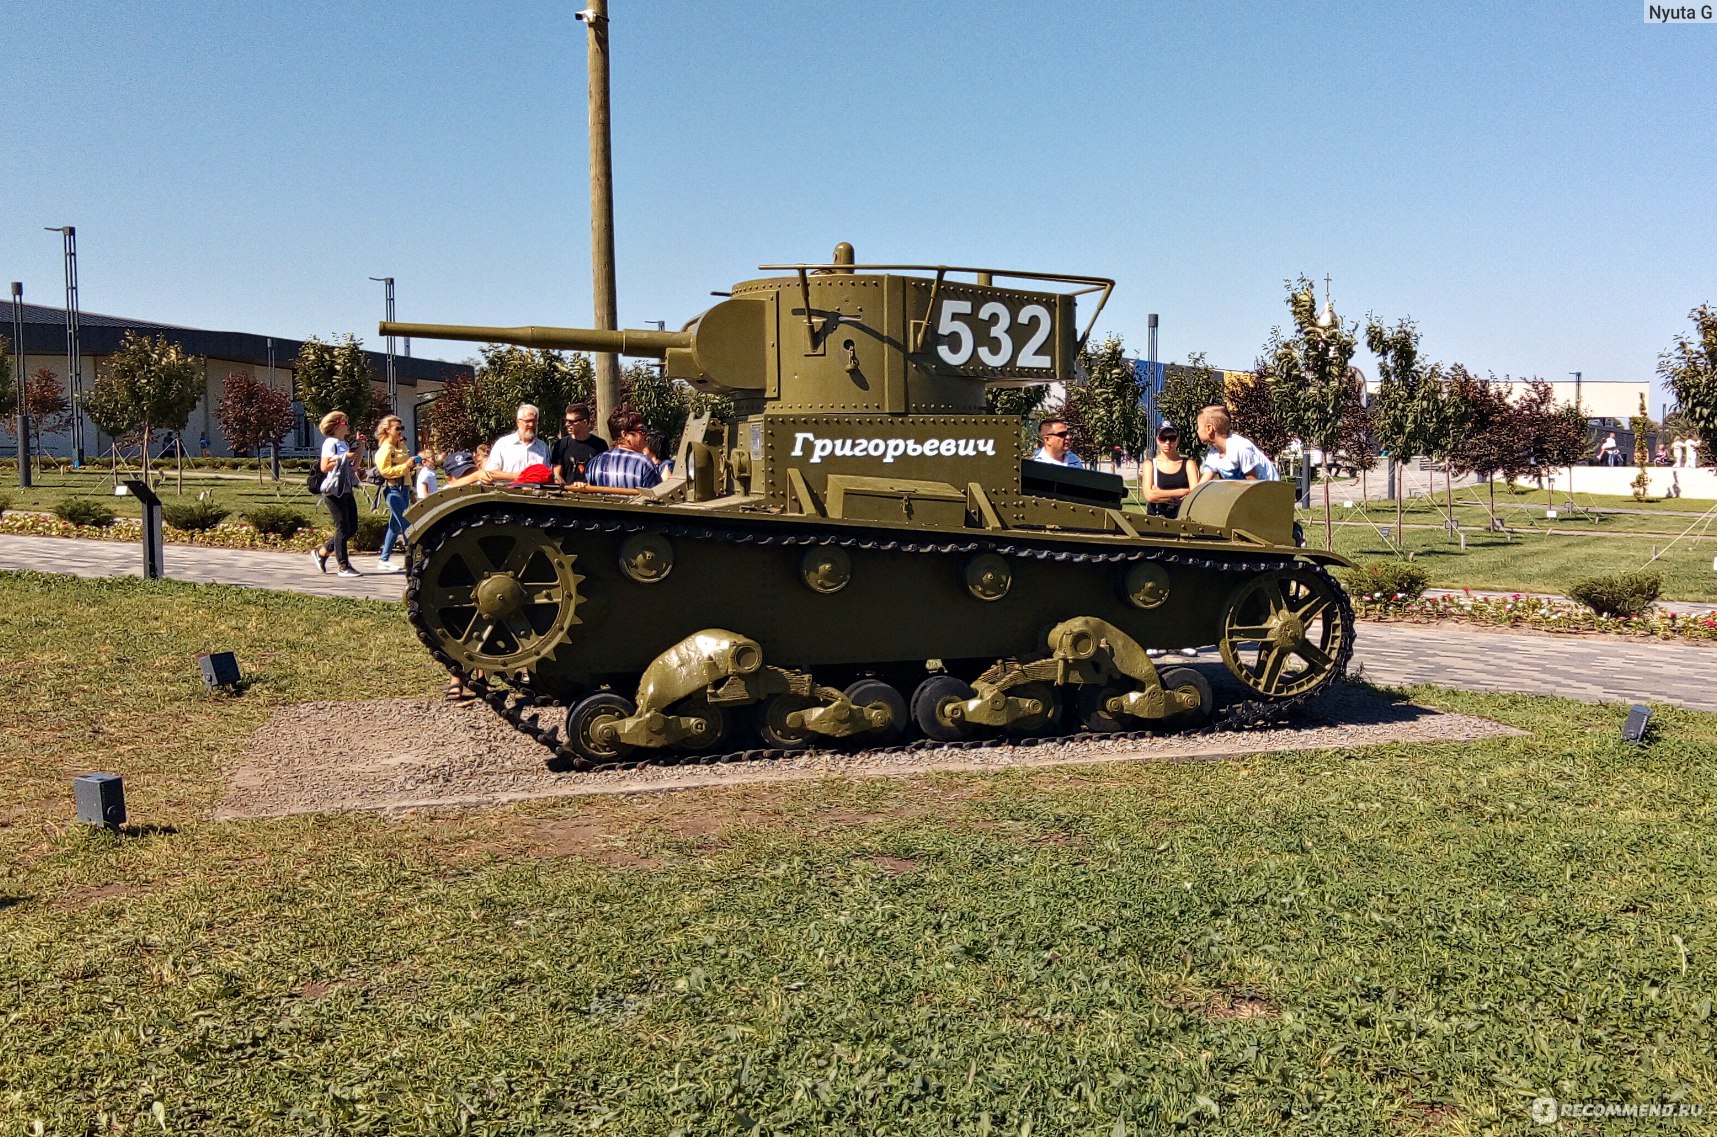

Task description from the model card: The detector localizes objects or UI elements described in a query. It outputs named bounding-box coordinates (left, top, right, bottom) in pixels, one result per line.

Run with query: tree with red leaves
left=215, top=371, right=294, bottom=481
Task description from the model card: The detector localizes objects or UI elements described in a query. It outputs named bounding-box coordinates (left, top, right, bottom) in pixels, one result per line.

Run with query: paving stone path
left=4, top=533, right=1712, bottom=712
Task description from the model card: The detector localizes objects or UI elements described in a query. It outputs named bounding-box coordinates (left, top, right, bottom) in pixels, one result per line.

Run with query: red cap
left=516, top=463, right=554, bottom=485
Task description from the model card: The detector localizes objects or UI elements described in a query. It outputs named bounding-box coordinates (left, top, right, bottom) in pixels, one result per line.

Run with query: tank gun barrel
left=380, top=321, right=691, bottom=358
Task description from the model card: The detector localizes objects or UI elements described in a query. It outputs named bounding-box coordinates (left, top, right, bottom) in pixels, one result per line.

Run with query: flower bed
left=0, top=511, right=326, bottom=552
left=1353, top=588, right=1717, bottom=643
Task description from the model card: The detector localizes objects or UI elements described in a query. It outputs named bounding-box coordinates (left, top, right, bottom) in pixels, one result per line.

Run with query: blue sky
left=5, top=1, right=1713, bottom=407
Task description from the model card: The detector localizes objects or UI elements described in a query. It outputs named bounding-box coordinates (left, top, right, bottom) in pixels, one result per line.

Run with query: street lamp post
left=577, top=0, right=621, bottom=435
left=11, top=282, right=31, bottom=488
left=47, top=226, right=85, bottom=465
left=371, top=276, right=397, bottom=415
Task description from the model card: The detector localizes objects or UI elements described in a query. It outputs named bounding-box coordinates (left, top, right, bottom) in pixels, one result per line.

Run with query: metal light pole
left=47, top=226, right=85, bottom=465
left=11, top=282, right=31, bottom=488
left=577, top=0, right=621, bottom=434
left=267, top=337, right=281, bottom=481
left=1146, top=312, right=1159, bottom=427
left=371, top=276, right=397, bottom=414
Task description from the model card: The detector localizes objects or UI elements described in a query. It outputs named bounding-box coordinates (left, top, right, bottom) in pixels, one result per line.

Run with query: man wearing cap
left=583, top=409, right=664, bottom=490
left=479, top=404, right=551, bottom=485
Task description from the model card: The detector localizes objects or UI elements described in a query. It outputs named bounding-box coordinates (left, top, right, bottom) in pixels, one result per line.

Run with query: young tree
left=295, top=334, right=375, bottom=424
left=1366, top=315, right=1446, bottom=545
left=0, top=336, right=14, bottom=420
left=1510, top=381, right=1565, bottom=508
left=1426, top=366, right=1480, bottom=527
left=1658, top=304, right=1717, bottom=468
left=1334, top=371, right=1378, bottom=479
left=216, top=371, right=295, bottom=481
left=1156, top=353, right=1225, bottom=464
left=1069, top=334, right=1147, bottom=468
left=986, top=383, right=1051, bottom=452
left=1447, top=373, right=1525, bottom=529
left=1544, top=399, right=1590, bottom=485
left=0, top=369, right=74, bottom=469
left=84, top=332, right=203, bottom=477
left=423, top=371, right=485, bottom=452
left=1225, top=366, right=1294, bottom=460
left=1630, top=393, right=1654, bottom=499
left=1261, top=278, right=1360, bottom=549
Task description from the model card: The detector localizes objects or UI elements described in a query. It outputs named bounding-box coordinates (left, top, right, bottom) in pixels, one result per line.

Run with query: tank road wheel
left=843, top=679, right=909, bottom=745
left=565, top=692, right=636, bottom=765
left=1218, top=568, right=1351, bottom=699
left=1157, top=667, right=1214, bottom=730
left=911, top=675, right=978, bottom=742
left=1074, top=685, right=1129, bottom=734
left=415, top=524, right=584, bottom=676
left=673, top=697, right=733, bottom=755
left=1003, top=681, right=1061, bottom=738
left=754, top=693, right=820, bottom=750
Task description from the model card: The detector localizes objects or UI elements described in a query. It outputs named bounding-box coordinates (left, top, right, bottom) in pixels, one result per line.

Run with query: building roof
left=4, top=300, right=469, bottom=388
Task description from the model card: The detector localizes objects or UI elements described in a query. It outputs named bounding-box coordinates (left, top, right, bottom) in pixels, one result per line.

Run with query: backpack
left=306, top=465, right=324, bottom=495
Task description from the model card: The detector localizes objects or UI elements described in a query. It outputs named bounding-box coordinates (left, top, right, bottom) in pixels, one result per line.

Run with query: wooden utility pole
left=580, top=0, right=620, bottom=434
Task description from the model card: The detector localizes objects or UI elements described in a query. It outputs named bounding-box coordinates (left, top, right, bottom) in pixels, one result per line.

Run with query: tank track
left=405, top=505, right=1356, bottom=771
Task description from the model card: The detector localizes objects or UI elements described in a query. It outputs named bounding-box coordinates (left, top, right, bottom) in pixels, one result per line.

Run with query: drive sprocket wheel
left=1218, top=567, right=1351, bottom=698
left=413, top=523, right=585, bottom=676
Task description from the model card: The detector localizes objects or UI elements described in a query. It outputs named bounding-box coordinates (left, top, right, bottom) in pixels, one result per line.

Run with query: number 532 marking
left=935, top=299, right=1054, bottom=370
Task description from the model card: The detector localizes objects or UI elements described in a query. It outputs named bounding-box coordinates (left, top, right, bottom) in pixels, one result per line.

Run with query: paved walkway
left=4, top=533, right=1713, bottom=712
left=0, top=533, right=404, bottom=602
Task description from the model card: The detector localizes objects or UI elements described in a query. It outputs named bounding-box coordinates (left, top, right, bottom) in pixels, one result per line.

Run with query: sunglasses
left=566, top=418, right=588, bottom=425
left=1045, top=430, right=1070, bottom=438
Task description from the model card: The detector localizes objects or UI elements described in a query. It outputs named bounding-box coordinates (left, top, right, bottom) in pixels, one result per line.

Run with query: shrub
left=351, top=513, right=389, bottom=553
left=1339, top=560, right=1430, bottom=606
left=1568, top=571, right=1662, bottom=618
left=0, top=493, right=10, bottom=516
left=245, top=504, right=313, bottom=538
left=54, top=499, right=118, bottom=528
left=161, top=500, right=231, bottom=532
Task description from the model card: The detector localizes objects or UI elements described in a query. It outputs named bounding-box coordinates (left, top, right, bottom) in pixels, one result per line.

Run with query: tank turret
left=386, top=242, right=1110, bottom=413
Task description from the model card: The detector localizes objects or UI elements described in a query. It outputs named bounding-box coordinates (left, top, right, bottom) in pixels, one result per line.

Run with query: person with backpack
left=309, top=410, right=366, bottom=577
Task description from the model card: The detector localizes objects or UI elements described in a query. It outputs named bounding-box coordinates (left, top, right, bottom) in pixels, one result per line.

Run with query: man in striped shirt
left=583, top=409, right=664, bottom=490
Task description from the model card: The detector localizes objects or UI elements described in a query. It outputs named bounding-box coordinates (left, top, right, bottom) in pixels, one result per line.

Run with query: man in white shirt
left=1195, top=405, right=1277, bottom=483
left=480, top=404, right=551, bottom=484
left=1031, top=417, right=1085, bottom=468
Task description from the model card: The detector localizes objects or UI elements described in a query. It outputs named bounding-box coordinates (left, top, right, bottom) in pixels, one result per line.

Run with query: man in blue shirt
left=1195, top=406, right=1277, bottom=483
left=584, top=410, right=664, bottom=490
left=1031, top=417, right=1085, bottom=468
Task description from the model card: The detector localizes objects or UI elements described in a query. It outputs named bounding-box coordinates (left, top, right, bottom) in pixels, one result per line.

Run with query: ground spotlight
left=199, top=651, right=242, bottom=691
left=1622, top=704, right=1653, bottom=746
left=73, top=773, right=126, bottom=829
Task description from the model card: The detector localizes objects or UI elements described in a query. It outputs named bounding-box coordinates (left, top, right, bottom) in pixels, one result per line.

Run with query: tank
left=385, top=244, right=1355, bottom=768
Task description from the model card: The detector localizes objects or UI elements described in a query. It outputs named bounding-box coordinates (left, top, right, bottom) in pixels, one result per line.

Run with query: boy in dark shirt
left=550, top=403, right=609, bottom=484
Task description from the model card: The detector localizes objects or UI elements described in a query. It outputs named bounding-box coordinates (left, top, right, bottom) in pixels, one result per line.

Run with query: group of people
left=1600, top=431, right=1705, bottom=469
left=1031, top=405, right=1278, bottom=520
left=465, top=403, right=670, bottom=491
left=308, top=402, right=676, bottom=577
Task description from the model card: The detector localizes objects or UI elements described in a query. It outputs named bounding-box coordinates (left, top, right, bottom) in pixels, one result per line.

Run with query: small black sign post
left=122, top=479, right=164, bottom=580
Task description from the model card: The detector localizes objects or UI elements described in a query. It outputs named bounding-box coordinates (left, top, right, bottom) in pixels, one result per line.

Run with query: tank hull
left=405, top=488, right=1352, bottom=765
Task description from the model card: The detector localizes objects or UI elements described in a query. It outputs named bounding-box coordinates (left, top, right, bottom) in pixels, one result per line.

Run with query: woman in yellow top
left=372, top=415, right=418, bottom=573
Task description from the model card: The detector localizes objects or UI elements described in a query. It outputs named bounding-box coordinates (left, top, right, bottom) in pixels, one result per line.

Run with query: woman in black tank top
left=1144, top=423, right=1194, bottom=518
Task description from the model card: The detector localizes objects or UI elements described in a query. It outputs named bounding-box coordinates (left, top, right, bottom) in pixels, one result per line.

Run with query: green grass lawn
left=1312, top=522, right=1717, bottom=602
left=4, top=573, right=1717, bottom=1134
